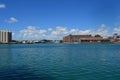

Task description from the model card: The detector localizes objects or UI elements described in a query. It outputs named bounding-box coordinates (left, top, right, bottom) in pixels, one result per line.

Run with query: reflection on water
left=0, top=44, right=120, bottom=80
left=0, top=45, right=12, bottom=70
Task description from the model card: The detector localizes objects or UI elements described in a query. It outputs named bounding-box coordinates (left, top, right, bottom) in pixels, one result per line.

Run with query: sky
left=0, top=0, right=120, bottom=40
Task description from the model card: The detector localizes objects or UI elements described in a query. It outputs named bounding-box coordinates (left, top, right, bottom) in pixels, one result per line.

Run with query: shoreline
left=0, top=42, right=119, bottom=45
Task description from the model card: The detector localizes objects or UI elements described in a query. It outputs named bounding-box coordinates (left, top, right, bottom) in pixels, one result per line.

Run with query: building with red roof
left=63, top=35, right=110, bottom=43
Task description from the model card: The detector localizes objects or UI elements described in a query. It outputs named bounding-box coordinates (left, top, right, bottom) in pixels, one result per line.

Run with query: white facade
left=0, top=30, right=12, bottom=43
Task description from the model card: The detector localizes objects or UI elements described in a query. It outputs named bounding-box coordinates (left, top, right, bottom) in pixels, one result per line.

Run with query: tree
left=69, top=34, right=72, bottom=36
left=94, top=34, right=101, bottom=37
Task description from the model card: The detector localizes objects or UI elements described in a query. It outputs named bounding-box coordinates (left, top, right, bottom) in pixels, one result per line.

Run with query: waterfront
left=0, top=44, right=120, bottom=80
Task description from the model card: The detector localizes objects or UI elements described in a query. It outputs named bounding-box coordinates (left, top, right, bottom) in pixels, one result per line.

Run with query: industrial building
left=0, top=30, right=12, bottom=43
left=63, top=35, right=110, bottom=43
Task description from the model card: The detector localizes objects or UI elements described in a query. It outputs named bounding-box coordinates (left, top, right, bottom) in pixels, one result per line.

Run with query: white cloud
left=51, top=27, right=68, bottom=35
left=95, top=24, right=108, bottom=37
left=79, top=30, right=92, bottom=35
left=69, top=29, right=92, bottom=35
left=18, top=24, right=112, bottom=40
left=19, top=26, right=68, bottom=40
left=38, top=30, right=47, bottom=34
left=113, top=27, right=120, bottom=35
left=0, top=4, right=6, bottom=8
left=48, top=28, right=53, bottom=31
left=19, top=26, right=93, bottom=40
left=48, top=26, right=68, bottom=39
left=69, top=29, right=79, bottom=34
left=19, top=26, right=47, bottom=40
left=12, top=32, right=15, bottom=36
left=6, top=17, right=18, bottom=23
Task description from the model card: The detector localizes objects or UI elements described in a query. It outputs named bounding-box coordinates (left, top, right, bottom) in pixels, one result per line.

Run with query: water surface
left=0, top=44, right=120, bottom=80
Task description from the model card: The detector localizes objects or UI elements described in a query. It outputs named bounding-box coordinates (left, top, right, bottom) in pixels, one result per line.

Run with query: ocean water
left=0, top=44, right=120, bottom=80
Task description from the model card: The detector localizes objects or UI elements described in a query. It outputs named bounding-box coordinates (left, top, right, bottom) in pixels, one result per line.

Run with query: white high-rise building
left=0, top=30, right=12, bottom=43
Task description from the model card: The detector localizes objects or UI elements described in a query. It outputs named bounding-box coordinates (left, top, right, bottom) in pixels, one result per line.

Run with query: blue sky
left=0, top=0, right=120, bottom=40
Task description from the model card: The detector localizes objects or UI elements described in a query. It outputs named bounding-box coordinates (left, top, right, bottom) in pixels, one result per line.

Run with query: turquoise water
left=0, top=44, right=120, bottom=80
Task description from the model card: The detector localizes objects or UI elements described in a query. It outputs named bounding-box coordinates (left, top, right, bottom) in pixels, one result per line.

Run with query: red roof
left=80, top=37, right=109, bottom=40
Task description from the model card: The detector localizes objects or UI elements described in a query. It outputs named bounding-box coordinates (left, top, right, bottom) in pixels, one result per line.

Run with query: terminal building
left=0, top=30, right=12, bottom=43
left=63, top=34, right=110, bottom=43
